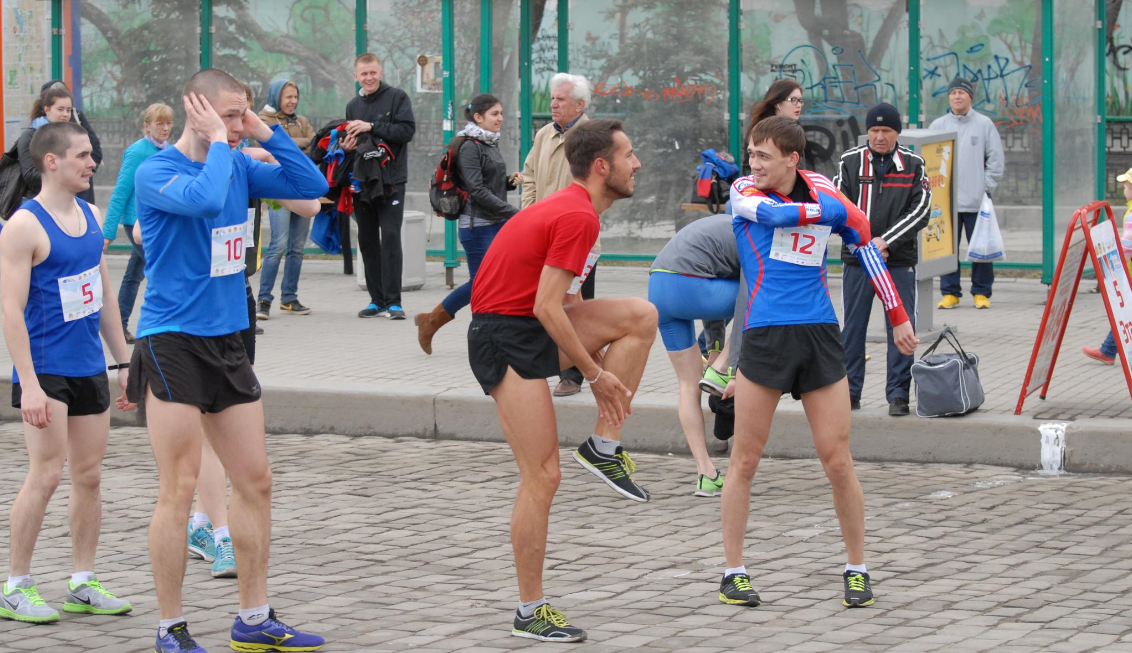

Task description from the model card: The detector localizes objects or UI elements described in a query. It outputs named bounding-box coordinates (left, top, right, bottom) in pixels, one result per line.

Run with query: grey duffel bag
left=911, top=327, right=984, bottom=417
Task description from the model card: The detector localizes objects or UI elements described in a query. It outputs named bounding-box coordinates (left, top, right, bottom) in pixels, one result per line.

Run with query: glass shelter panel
left=1053, top=0, right=1096, bottom=241
left=1106, top=0, right=1132, bottom=201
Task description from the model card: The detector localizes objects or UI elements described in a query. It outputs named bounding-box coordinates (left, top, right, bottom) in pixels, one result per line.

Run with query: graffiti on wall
left=778, top=45, right=898, bottom=113
left=593, top=76, right=723, bottom=106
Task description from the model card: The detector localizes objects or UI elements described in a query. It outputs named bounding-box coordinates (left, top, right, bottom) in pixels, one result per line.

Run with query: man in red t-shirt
left=468, top=119, right=655, bottom=643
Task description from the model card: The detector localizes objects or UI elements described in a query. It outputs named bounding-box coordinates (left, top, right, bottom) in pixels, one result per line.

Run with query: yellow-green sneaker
left=63, top=576, right=132, bottom=615
left=699, top=366, right=733, bottom=397
left=695, top=471, right=724, bottom=497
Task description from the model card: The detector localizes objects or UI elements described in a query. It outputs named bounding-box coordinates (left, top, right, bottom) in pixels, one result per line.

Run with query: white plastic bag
left=966, top=193, right=1006, bottom=262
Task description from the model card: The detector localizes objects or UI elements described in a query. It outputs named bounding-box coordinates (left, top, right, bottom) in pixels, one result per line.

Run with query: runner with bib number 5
left=717, top=117, right=919, bottom=610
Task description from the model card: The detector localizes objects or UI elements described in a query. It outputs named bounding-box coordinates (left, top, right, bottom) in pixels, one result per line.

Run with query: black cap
left=948, top=76, right=975, bottom=99
left=866, top=103, right=902, bottom=133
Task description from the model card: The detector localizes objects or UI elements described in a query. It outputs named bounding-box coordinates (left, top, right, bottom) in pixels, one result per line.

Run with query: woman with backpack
left=415, top=93, right=523, bottom=354
left=15, top=88, right=81, bottom=202
left=101, top=102, right=174, bottom=343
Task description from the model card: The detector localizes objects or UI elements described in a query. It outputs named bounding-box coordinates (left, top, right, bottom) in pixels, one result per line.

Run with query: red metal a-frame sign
left=1017, top=201, right=1132, bottom=414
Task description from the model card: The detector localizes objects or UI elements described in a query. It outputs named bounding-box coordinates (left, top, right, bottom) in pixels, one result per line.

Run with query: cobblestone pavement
left=3, top=423, right=1132, bottom=652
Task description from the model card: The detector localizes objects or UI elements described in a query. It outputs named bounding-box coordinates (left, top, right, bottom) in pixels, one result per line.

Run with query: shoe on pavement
left=358, top=303, right=381, bottom=318
left=187, top=521, right=216, bottom=562
left=279, top=300, right=311, bottom=315
left=255, top=325, right=265, bottom=336
left=973, top=294, right=991, bottom=309
left=719, top=573, right=761, bottom=606
left=850, top=397, right=861, bottom=411
left=211, top=538, right=237, bottom=578
left=63, top=576, right=132, bottom=615
left=415, top=304, right=454, bottom=355
left=0, top=578, right=59, bottom=623
left=256, top=300, right=271, bottom=320
left=695, top=471, right=724, bottom=497
left=230, top=608, right=325, bottom=651
left=124, top=328, right=135, bottom=344
left=1082, top=346, right=1115, bottom=365
left=888, top=398, right=910, bottom=417
left=699, top=366, right=732, bottom=397
left=552, top=378, right=582, bottom=396
left=386, top=305, right=406, bottom=320
left=511, top=604, right=587, bottom=643
left=938, top=294, right=960, bottom=309
left=156, top=622, right=208, bottom=653
left=573, top=438, right=650, bottom=502
left=843, top=571, right=875, bottom=607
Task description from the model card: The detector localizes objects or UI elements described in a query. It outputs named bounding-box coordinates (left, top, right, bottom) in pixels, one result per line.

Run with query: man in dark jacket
left=835, top=103, right=931, bottom=416
left=343, top=53, right=416, bottom=320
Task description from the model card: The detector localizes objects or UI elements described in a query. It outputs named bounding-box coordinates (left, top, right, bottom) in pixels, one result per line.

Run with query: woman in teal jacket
left=102, top=102, right=173, bottom=343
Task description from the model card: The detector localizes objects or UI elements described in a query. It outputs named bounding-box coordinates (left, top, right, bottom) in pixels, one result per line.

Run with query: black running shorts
left=241, top=280, right=256, bottom=365
left=468, top=314, right=560, bottom=394
left=12, top=372, right=110, bottom=416
left=738, top=324, right=846, bottom=400
left=127, top=332, right=261, bottom=413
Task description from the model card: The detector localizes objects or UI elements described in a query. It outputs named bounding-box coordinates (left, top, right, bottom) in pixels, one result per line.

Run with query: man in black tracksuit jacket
left=344, top=53, right=416, bottom=319
left=834, top=103, right=931, bottom=416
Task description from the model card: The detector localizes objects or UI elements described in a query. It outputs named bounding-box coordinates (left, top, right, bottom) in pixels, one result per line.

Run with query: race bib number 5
left=770, top=224, right=831, bottom=266
left=58, top=265, right=103, bottom=322
left=211, top=224, right=247, bottom=277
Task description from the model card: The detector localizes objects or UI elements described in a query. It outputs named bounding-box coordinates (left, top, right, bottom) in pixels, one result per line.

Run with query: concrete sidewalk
left=1, top=256, right=1129, bottom=472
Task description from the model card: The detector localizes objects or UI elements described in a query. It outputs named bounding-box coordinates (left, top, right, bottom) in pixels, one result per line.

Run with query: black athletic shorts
left=738, top=324, right=846, bottom=400
left=12, top=372, right=110, bottom=416
left=468, top=314, right=560, bottom=394
left=241, top=280, right=256, bottom=365
left=127, top=332, right=261, bottom=413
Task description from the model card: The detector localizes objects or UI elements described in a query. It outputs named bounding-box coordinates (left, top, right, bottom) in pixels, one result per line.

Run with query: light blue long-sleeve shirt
left=134, top=125, right=328, bottom=337
left=103, top=137, right=161, bottom=240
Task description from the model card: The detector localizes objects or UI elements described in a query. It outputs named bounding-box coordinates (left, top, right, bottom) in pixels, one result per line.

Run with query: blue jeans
left=940, top=211, right=995, bottom=298
left=1102, top=331, right=1118, bottom=359
left=118, top=226, right=145, bottom=331
left=441, top=221, right=506, bottom=316
left=257, top=206, right=311, bottom=305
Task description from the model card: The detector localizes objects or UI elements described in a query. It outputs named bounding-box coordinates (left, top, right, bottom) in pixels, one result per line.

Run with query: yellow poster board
left=919, top=139, right=955, bottom=263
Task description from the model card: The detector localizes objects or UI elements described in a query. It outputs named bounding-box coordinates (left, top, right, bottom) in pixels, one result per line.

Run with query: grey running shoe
left=63, top=577, right=132, bottom=615
left=0, top=579, right=60, bottom=623
left=573, top=438, right=650, bottom=502
left=511, top=604, right=586, bottom=642
left=255, top=300, right=270, bottom=321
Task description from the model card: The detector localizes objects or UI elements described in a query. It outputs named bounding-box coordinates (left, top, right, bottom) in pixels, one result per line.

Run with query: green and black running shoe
left=719, top=573, right=761, bottom=606
left=698, top=366, right=733, bottom=397
left=511, top=604, right=587, bottom=643
left=843, top=571, right=874, bottom=607
left=573, top=439, right=650, bottom=502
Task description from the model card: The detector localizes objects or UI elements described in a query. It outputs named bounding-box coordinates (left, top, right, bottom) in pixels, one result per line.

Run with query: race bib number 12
left=770, top=224, right=831, bottom=267
left=211, top=224, right=247, bottom=277
left=58, top=265, right=103, bottom=322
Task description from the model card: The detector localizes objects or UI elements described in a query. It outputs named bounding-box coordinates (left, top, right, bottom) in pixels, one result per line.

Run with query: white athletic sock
left=159, top=616, right=186, bottom=638
left=845, top=563, right=868, bottom=574
left=590, top=434, right=620, bottom=455
left=518, top=598, right=548, bottom=618
left=213, top=526, right=230, bottom=546
left=192, top=512, right=210, bottom=530
left=239, top=604, right=270, bottom=626
left=5, top=575, right=30, bottom=593
left=724, top=566, right=747, bottom=578
left=71, top=571, right=95, bottom=586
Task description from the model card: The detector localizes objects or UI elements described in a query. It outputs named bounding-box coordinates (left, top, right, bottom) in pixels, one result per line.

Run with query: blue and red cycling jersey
left=730, top=169, right=909, bottom=330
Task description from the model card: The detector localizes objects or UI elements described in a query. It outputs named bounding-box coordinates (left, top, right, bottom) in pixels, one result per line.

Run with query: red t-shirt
left=471, top=183, right=600, bottom=317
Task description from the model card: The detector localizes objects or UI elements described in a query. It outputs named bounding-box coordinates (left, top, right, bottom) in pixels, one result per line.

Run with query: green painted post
left=1042, top=0, right=1054, bottom=284
left=200, top=0, right=212, bottom=69
left=520, top=0, right=533, bottom=168
left=50, top=0, right=62, bottom=79
left=558, top=0, right=569, bottom=72
left=443, top=0, right=459, bottom=282
left=355, top=0, right=367, bottom=56
left=728, top=0, right=741, bottom=163
left=908, top=0, right=921, bottom=126
left=1097, top=0, right=1107, bottom=202
left=481, top=0, right=493, bottom=92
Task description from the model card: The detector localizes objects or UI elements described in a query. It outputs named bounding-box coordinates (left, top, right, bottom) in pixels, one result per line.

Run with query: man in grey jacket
left=930, top=77, right=1004, bottom=309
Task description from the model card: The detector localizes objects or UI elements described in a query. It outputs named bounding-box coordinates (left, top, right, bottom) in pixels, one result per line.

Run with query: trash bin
left=354, top=210, right=426, bottom=292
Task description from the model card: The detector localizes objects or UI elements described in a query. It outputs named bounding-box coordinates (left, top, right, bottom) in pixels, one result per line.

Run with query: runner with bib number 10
left=716, top=116, right=919, bottom=611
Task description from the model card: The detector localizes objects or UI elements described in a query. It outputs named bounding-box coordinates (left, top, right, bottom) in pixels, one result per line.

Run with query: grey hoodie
left=928, top=108, right=1005, bottom=212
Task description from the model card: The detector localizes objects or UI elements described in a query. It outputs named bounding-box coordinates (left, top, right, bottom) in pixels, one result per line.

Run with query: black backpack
left=0, top=139, right=28, bottom=222
left=428, top=136, right=479, bottom=221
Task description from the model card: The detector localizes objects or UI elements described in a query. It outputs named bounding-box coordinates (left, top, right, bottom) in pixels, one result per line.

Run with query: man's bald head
left=183, top=68, right=245, bottom=103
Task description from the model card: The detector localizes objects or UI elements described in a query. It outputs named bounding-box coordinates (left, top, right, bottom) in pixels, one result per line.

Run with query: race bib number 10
left=211, top=224, right=247, bottom=277
left=770, top=224, right=831, bottom=267
left=58, top=265, right=103, bottom=322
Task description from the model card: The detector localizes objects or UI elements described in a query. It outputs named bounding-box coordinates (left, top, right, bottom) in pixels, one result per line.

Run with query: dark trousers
left=940, top=211, right=994, bottom=298
left=560, top=267, right=597, bottom=384
left=118, top=226, right=146, bottom=331
left=355, top=187, right=406, bottom=308
left=842, top=263, right=917, bottom=403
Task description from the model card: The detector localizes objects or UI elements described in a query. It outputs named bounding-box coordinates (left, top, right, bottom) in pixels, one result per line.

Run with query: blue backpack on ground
left=694, top=149, right=739, bottom=213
